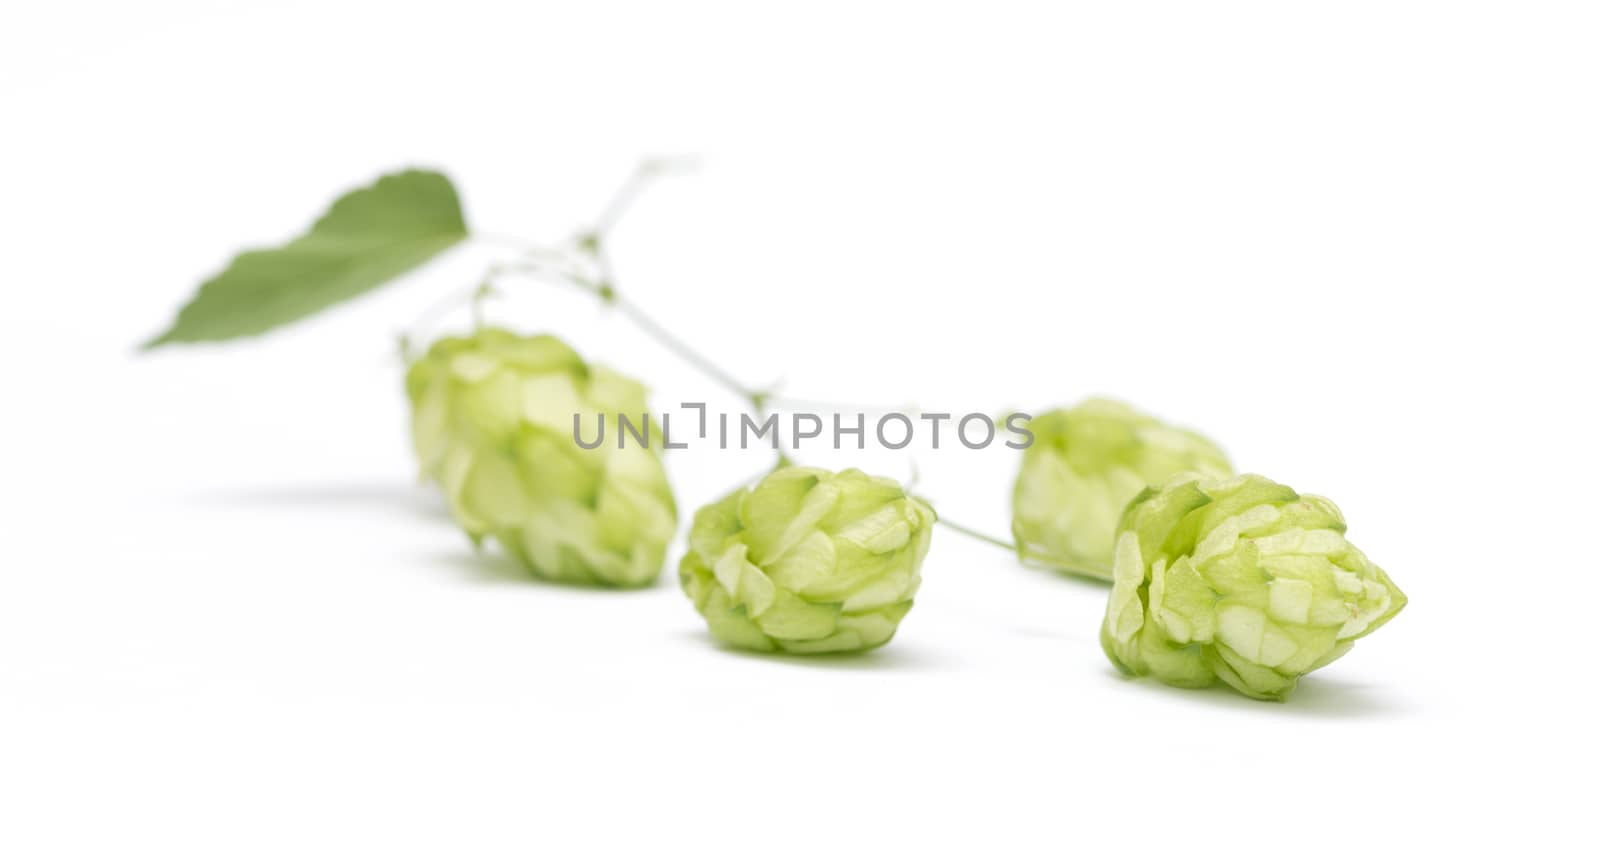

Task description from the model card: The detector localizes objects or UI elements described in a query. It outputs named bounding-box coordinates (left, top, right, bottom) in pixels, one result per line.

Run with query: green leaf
left=144, top=168, right=469, bottom=348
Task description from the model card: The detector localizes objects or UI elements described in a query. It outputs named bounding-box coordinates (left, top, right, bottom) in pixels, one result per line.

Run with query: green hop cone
left=406, top=328, right=677, bottom=587
left=679, top=467, right=936, bottom=654
left=1101, top=473, right=1406, bottom=701
left=1012, top=398, right=1232, bottom=579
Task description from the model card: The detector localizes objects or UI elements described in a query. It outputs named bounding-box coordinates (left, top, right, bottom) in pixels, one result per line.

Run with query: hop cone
left=406, top=328, right=677, bottom=587
left=1101, top=473, right=1406, bottom=701
left=1012, top=398, right=1231, bottom=579
left=679, top=467, right=936, bottom=654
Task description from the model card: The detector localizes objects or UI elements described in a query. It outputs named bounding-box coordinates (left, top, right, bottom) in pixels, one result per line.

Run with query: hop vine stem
left=606, top=291, right=764, bottom=408
left=934, top=516, right=1110, bottom=579
left=429, top=164, right=1026, bottom=550
left=574, top=157, right=779, bottom=415
left=451, top=160, right=828, bottom=422
left=935, top=517, right=1018, bottom=553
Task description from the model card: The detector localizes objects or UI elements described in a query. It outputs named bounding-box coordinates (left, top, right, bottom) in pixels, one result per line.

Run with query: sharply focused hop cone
left=1012, top=398, right=1232, bottom=579
left=406, top=328, right=677, bottom=587
left=680, top=467, right=936, bottom=653
left=1101, top=473, right=1406, bottom=701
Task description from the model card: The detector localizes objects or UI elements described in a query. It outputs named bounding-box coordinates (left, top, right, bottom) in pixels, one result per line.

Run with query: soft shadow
left=682, top=630, right=951, bottom=672
left=1104, top=669, right=1411, bottom=719
left=186, top=480, right=451, bottom=522
left=428, top=549, right=663, bottom=593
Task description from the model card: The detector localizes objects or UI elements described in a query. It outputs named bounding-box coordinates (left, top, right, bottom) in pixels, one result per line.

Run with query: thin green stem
left=403, top=282, right=488, bottom=355
left=936, top=518, right=1110, bottom=579
left=412, top=165, right=1046, bottom=550
left=591, top=157, right=699, bottom=236
left=936, top=517, right=1017, bottom=553
left=436, top=162, right=863, bottom=449
left=607, top=294, right=761, bottom=404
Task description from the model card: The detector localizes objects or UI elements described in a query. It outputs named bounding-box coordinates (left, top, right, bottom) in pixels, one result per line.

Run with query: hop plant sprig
left=1012, top=398, right=1232, bottom=579
left=680, top=467, right=936, bottom=653
left=1101, top=473, right=1406, bottom=701
left=144, top=165, right=1412, bottom=702
left=407, top=328, right=678, bottom=587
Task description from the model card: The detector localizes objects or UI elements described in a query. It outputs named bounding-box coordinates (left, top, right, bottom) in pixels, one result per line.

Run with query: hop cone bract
left=1012, top=398, right=1231, bottom=579
left=406, top=328, right=676, bottom=587
left=680, top=467, right=935, bottom=654
left=1101, top=473, right=1406, bottom=701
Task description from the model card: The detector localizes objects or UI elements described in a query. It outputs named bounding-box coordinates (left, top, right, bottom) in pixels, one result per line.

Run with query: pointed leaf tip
left=143, top=168, right=469, bottom=348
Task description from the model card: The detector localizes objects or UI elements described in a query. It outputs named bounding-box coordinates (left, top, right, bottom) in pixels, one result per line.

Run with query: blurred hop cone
left=1012, top=398, right=1232, bottom=579
left=1101, top=473, right=1406, bottom=701
left=680, top=467, right=936, bottom=654
left=406, top=328, right=677, bottom=587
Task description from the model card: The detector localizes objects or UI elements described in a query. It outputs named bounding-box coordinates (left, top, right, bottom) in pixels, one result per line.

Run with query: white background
left=3, top=2, right=1597, bottom=849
